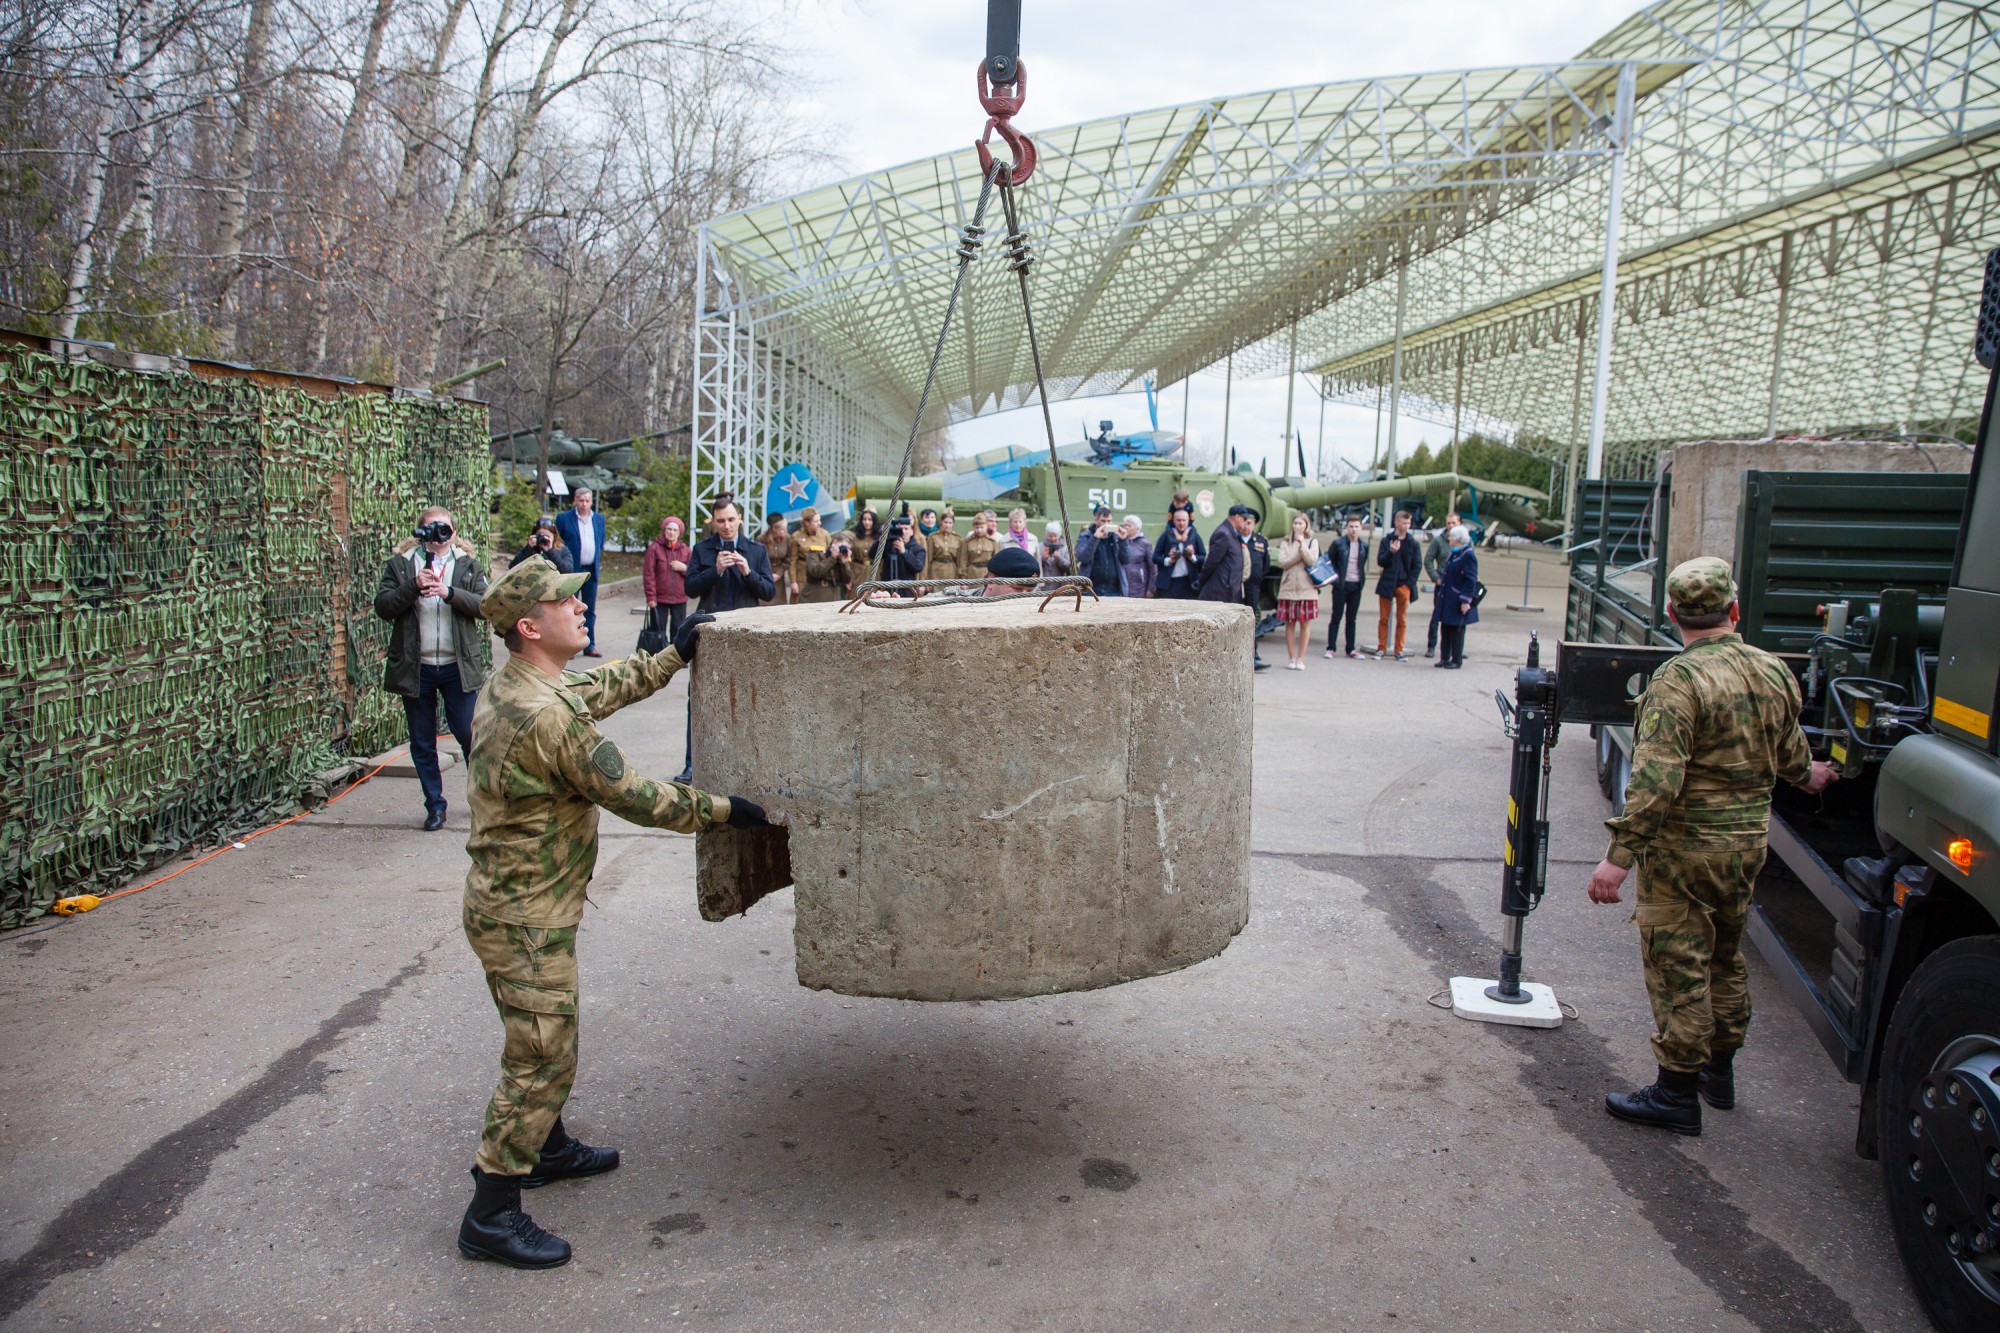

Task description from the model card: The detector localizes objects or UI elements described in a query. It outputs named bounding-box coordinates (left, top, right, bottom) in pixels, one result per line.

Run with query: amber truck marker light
left=1947, top=836, right=1975, bottom=873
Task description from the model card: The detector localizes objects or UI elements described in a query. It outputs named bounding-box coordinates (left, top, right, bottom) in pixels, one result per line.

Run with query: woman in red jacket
left=643, top=516, right=693, bottom=637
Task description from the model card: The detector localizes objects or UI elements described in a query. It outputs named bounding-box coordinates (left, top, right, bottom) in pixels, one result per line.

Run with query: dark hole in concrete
left=1080, top=1158, right=1139, bottom=1192
left=651, top=1212, right=706, bottom=1237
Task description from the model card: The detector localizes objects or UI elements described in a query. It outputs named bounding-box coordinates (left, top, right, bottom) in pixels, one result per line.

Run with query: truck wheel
left=1594, top=729, right=1631, bottom=814
left=1877, top=936, right=2000, bottom=1332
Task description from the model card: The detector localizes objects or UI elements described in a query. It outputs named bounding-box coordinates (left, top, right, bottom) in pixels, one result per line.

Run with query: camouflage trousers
left=464, top=908, right=579, bottom=1176
left=1633, top=845, right=1765, bottom=1072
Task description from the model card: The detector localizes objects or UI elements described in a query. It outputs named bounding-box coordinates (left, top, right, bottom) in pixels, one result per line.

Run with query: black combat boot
left=1605, top=1066, right=1702, bottom=1136
left=1698, top=1047, right=1737, bottom=1110
left=520, top=1115, right=621, bottom=1189
left=457, top=1167, right=572, bottom=1268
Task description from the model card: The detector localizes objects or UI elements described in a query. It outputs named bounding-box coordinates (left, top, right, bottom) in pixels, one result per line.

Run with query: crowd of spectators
left=503, top=497, right=1481, bottom=673
left=382, top=493, right=1483, bottom=835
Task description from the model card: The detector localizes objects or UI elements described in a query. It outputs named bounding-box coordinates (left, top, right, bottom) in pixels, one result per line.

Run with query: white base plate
left=1448, top=976, right=1563, bottom=1028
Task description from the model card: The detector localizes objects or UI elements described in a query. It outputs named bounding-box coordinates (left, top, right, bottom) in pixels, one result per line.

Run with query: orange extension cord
left=50, top=749, right=412, bottom=919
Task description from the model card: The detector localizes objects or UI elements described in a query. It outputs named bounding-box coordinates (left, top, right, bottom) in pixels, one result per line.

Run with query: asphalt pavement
left=0, top=549, right=1924, bottom=1330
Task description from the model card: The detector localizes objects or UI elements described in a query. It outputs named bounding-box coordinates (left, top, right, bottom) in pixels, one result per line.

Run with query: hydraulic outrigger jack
left=1449, top=632, right=1565, bottom=1027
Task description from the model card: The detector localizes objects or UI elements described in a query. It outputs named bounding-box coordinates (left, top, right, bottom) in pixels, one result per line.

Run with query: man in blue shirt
left=554, top=487, right=607, bottom=657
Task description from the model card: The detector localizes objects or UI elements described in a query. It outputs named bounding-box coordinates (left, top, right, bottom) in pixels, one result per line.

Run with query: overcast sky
left=774, top=0, right=1649, bottom=473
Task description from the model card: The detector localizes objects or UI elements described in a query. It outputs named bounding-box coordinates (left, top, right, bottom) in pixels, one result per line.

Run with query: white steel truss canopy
left=693, top=0, right=2000, bottom=513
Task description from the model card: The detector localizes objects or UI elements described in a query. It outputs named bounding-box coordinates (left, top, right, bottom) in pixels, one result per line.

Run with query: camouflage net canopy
left=0, top=333, right=491, bottom=928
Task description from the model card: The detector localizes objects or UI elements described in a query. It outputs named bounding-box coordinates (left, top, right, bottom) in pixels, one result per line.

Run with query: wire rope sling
left=857, top=0, right=1083, bottom=609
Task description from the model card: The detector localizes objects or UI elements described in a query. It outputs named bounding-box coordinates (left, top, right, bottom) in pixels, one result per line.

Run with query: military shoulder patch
left=1639, top=708, right=1663, bottom=740
left=589, top=738, right=625, bottom=781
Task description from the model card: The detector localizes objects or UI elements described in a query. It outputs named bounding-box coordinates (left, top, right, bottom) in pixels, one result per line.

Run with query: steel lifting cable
left=997, top=175, right=1072, bottom=553
left=872, top=58, right=1078, bottom=579
left=873, top=158, right=1004, bottom=584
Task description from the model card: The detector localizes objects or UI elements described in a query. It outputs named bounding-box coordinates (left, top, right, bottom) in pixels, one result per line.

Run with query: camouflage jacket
left=464, top=650, right=730, bottom=927
left=1604, top=632, right=1812, bottom=868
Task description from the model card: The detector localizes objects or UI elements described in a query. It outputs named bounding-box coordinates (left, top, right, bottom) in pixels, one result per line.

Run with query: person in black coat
left=1195, top=508, right=1250, bottom=602
left=872, top=512, right=927, bottom=585
left=510, top=515, right=576, bottom=573
left=1433, top=524, right=1480, bottom=669
left=1075, top=504, right=1125, bottom=597
left=1154, top=510, right=1205, bottom=598
left=1240, top=509, right=1271, bottom=669
left=685, top=500, right=776, bottom=612
left=1319, top=514, right=1370, bottom=658
left=678, top=498, right=774, bottom=783
left=1372, top=508, right=1423, bottom=659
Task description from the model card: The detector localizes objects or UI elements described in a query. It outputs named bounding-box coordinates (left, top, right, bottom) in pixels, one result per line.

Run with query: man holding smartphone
left=685, top=500, right=776, bottom=613
left=678, top=499, right=776, bottom=782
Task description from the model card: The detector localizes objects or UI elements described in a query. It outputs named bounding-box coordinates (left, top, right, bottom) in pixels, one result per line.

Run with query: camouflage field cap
left=481, top=556, right=590, bottom=635
left=1667, top=555, right=1737, bottom=616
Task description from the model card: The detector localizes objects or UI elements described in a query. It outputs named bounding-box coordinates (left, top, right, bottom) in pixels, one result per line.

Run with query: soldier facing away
left=456, top=556, right=770, bottom=1269
left=1588, top=555, right=1837, bottom=1135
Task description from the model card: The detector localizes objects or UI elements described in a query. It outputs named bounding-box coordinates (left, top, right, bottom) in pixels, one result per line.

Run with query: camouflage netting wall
left=0, top=336, right=491, bottom=928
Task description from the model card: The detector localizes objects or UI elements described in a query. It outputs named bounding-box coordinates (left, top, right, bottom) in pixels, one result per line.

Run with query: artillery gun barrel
left=1274, top=472, right=1460, bottom=510
left=853, top=476, right=946, bottom=502
left=432, top=357, right=506, bottom=394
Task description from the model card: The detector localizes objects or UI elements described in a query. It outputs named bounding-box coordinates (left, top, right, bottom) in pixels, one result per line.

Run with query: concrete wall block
left=691, top=599, right=1254, bottom=1000
left=1666, top=439, right=1974, bottom=569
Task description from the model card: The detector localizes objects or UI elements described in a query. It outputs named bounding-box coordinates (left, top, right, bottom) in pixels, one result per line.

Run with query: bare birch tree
left=3, top=0, right=814, bottom=446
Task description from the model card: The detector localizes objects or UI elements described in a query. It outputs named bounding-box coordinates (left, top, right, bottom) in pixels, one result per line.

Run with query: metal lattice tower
left=692, top=0, right=2000, bottom=520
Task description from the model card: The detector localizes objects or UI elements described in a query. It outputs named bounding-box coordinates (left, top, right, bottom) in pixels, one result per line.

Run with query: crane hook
left=975, top=62, right=1035, bottom=186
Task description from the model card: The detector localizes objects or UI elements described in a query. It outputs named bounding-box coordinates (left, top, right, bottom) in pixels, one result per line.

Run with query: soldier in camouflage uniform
left=1589, top=556, right=1837, bottom=1135
left=456, top=556, right=771, bottom=1269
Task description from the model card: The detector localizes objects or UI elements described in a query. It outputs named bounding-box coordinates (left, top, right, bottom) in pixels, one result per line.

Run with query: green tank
left=853, top=458, right=1459, bottom=544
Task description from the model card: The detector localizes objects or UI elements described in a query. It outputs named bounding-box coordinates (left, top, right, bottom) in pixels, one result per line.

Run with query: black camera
left=414, top=519, right=454, bottom=544
left=833, top=542, right=851, bottom=557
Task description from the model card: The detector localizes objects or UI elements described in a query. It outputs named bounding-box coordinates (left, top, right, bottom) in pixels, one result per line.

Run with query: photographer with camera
left=373, top=506, right=488, bottom=831
left=511, top=516, right=575, bottom=573
left=1154, top=508, right=1205, bottom=599
left=1074, top=504, right=1124, bottom=597
left=876, top=510, right=927, bottom=586
left=810, top=518, right=859, bottom=601
left=1039, top=522, right=1073, bottom=578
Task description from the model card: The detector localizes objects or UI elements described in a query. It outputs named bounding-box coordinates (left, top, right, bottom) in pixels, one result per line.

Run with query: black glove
left=671, top=611, right=715, bottom=662
left=724, top=797, right=768, bottom=828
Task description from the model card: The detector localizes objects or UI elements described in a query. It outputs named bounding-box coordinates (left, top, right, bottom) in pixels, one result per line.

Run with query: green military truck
left=1561, top=254, right=2000, bottom=1330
